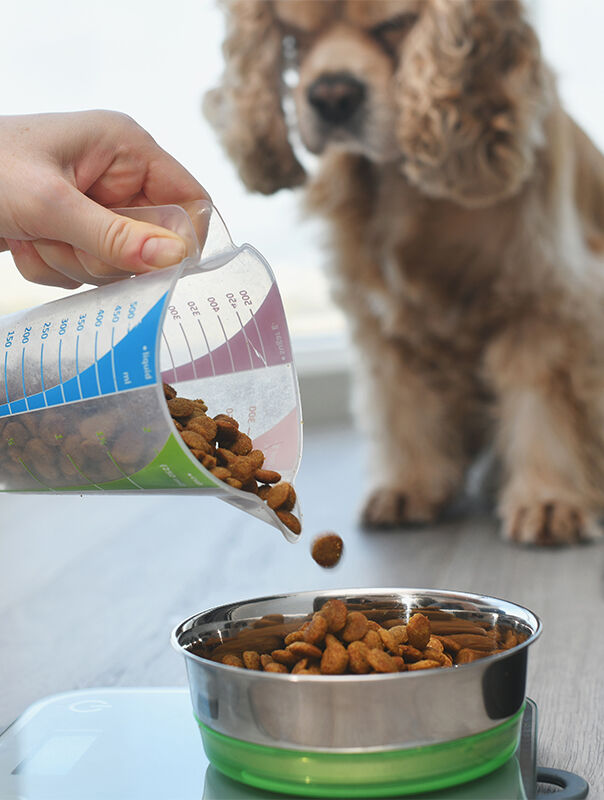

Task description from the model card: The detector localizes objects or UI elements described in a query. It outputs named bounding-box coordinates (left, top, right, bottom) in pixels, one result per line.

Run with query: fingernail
left=141, top=237, right=186, bottom=268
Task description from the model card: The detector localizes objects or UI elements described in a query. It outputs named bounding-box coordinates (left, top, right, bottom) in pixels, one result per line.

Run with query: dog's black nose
left=307, top=73, right=366, bottom=125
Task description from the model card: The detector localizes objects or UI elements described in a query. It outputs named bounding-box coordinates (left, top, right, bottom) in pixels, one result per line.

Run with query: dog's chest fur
left=311, top=153, right=533, bottom=366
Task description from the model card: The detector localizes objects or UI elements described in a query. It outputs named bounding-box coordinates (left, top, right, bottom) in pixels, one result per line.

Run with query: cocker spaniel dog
left=205, top=0, right=604, bottom=545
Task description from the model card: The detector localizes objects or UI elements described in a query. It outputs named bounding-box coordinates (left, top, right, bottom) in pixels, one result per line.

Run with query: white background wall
left=0, top=0, right=337, bottom=340
left=533, top=0, right=604, bottom=152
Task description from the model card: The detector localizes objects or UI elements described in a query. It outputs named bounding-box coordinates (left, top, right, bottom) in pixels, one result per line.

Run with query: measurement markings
left=75, top=335, right=83, bottom=399
left=197, top=320, right=215, bottom=376
left=217, top=315, right=235, bottom=373
left=250, top=310, right=268, bottom=366
left=65, top=455, right=104, bottom=491
left=4, top=351, right=9, bottom=403
left=161, top=331, right=177, bottom=383
left=39, top=343, right=48, bottom=406
left=58, top=338, right=66, bottom=403
left=105, top=451, right=145, bottom=490
left=21, top=348, right=29, bottom=410
left=93, top=330, right=101, bottom=394
left=237, top=311, right=265, bottom=368
left=16, top=458, right=55, bottom=492
left=179, top=323, right=198, bottom=379
left=235, top=312, right=254, bottom=368
left=110, top=328, right=118, bottom=392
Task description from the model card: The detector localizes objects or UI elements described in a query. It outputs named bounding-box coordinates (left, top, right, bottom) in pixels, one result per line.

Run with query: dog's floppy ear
left=396, top=0, right=552, bottom=208
left=204, top=0, right=306, bottom=195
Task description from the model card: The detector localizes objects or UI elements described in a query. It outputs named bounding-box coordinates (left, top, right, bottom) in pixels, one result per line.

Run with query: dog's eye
left=371, top=13, right=417, bottom=48
left=281, top=26, right=314, bottom=63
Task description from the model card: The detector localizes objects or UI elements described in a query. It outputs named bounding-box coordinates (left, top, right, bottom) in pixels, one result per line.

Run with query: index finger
left=86, top=144, right=210, bottom=210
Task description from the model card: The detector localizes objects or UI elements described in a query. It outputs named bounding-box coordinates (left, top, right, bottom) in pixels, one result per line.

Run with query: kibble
left=311, top=532, right=344, bottom=568
left=164, top=383, right=301, bottom=535
left=199, top=605, right=526, bottom=676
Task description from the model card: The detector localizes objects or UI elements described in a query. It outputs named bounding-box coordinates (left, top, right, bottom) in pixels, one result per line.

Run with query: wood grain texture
left=1, top=425, right=602, bottom=792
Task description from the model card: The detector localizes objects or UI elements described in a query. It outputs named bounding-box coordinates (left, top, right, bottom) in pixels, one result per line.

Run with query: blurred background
left=1, top=0, right=603, bottom=378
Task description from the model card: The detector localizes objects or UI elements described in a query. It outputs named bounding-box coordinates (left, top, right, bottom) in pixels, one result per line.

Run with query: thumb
left=42, top=182, right=187, bottom=272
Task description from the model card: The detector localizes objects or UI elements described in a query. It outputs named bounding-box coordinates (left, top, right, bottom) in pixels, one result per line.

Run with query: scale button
left=68, top=700, right=111, bottom=713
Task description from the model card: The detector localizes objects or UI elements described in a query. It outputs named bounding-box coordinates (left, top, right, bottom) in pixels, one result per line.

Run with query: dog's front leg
left=354, top=327, right=475, bottom=528
left=486, top=326, right=604, bottom=545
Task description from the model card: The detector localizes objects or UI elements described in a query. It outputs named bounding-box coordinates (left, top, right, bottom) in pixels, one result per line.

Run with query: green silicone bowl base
left=197, top=705, right=524, bottom=798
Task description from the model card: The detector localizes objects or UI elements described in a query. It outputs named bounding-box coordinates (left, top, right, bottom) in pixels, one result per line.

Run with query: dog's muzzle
left=307, top=72, right=366, bottom=126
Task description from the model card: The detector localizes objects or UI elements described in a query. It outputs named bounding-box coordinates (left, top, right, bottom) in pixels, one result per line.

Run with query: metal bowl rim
left=171, top=586, right=542, bottom=682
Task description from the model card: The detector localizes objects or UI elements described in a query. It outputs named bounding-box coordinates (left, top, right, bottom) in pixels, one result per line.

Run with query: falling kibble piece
left=311, top=532, right=344, bottom=568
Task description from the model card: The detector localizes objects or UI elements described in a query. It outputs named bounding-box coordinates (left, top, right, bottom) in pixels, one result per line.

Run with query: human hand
left=0, top=110, right=210, bottom=288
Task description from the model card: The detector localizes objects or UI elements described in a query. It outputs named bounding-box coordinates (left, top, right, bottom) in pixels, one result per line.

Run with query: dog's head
left=206, top=0, right=551, bottom=206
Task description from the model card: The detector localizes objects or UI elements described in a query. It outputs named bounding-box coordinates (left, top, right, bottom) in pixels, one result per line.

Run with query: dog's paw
left=361, top=489, right=407, bottom=528
left=361, top=488, right=439, bottom=529
left=502, top=501, right=603, bottom=546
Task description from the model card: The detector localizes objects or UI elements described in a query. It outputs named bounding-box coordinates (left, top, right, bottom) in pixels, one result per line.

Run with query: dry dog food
left=164, top=383, right=301, bottom=535
left=0, top=392, right=163, bottom=487
left=311, top=532, right=344, bottom=568
left=198, top=600, right=527, bottom=675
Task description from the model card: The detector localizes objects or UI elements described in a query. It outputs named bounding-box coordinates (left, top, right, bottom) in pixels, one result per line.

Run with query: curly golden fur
left=207, top=0, right=604, bottom=545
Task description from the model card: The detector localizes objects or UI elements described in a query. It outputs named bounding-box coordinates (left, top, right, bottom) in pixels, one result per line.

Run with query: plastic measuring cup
left=0, top=202, right=302, bottom=540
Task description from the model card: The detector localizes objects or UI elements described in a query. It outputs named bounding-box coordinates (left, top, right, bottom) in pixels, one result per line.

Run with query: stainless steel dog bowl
left=172, top=588, right=541, bottom=797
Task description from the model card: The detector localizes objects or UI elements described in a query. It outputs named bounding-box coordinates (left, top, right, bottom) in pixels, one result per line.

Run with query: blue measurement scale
left=1, top=285, right=165, bottom=417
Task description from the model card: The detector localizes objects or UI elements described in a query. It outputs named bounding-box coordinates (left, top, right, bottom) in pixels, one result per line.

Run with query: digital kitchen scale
left=0, top=688, right=588, bottom=800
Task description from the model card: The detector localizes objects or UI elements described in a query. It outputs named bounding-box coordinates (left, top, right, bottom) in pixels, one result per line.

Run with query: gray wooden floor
left=1, top=424, right=603, bottom=794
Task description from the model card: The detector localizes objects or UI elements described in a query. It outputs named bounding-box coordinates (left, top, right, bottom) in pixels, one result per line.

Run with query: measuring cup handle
left=113, top=201, right=212, bottom=261
left=114, top=200, right=235, bottom=267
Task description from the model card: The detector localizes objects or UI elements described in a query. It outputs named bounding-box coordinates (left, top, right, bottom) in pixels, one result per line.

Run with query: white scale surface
left=0, top=688, right=548, bottom=799
left=0, top=689, right=205, bottom=800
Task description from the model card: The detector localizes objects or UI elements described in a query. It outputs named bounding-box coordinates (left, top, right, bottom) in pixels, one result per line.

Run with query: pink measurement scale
left=0, top=202, right=302, bottom=540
